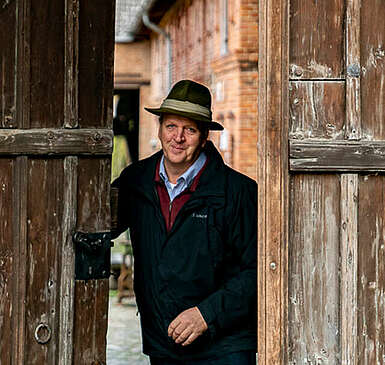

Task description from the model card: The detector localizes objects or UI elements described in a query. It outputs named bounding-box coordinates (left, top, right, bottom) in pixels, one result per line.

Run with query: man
left=112, top=80, right=257, bottom=365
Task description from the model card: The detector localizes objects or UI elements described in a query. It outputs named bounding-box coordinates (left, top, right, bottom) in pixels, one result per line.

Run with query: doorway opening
left=107, top=89, right=150, bottom=364
left=113, top=89, right=140, bottom=165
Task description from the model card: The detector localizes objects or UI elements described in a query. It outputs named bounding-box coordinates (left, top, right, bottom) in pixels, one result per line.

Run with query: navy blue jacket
left=112, top=141, right=257, bottom=360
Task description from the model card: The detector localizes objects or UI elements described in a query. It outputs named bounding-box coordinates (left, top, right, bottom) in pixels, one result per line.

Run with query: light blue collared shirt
left=159, top=152, right=207, bottom=202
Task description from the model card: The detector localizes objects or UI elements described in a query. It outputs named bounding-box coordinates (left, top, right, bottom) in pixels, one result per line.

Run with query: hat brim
left=145, top=107, right=224, bottom=131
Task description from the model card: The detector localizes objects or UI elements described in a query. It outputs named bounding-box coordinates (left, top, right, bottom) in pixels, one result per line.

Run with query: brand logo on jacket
left=192, top=213, right=208, bottom=219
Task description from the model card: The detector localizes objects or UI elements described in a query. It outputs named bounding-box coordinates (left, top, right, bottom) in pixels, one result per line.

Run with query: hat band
left=161, top=99, right=211, bottom=119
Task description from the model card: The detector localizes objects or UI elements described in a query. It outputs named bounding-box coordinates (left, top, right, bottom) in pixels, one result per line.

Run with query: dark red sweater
left=154, top=158, right=208, bottom=232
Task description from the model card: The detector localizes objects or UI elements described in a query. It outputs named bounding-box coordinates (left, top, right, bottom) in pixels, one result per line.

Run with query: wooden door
left=0, top=1, right=115, bottom=364
left=259, top=0, right=385, bottom=363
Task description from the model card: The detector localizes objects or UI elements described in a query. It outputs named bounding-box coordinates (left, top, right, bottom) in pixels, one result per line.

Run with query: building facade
left=115, top=0, right=258, bottom=179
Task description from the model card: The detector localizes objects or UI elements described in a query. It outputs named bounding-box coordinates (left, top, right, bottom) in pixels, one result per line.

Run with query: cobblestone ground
left=107, top=297, right=150, bottom=365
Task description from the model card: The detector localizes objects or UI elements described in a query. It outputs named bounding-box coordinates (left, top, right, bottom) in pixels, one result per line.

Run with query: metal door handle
left=34, top=323, right=52, bottom=344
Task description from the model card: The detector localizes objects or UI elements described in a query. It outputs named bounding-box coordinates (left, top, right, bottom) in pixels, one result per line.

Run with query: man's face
left=158, top=114, right=207, bottom=171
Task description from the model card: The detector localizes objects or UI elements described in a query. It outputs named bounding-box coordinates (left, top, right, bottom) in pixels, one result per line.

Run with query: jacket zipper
left=152, top=186, right=167, bottom=234
left=168, top=200, right=173, bottom=231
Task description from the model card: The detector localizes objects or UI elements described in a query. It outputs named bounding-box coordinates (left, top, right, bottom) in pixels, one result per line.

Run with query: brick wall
left=142, top=0, right=258, bottom=179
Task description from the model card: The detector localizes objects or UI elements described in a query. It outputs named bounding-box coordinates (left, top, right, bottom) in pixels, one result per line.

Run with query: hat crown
left=144, top=79, right=224, bottom=130
left=166, top=80, right=212, bottom=109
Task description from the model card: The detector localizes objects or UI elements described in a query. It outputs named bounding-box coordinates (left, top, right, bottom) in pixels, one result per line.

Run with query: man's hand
left=167, top=306, right=208, bottom=346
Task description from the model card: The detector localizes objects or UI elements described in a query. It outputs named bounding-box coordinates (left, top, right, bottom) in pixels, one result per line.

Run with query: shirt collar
left=159, top=151, right=207, bottom=188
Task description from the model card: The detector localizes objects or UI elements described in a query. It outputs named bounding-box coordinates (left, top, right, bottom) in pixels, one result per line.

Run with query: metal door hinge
left=73, top=231, right=113, bottom=280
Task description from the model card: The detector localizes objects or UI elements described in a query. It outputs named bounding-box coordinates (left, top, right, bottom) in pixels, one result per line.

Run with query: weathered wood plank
left=12, top=156, right=28, bottom=364
left=78, top=0, right=115, bottom=128
left=24, top=158, right=65, bottom=363
left=257, top=0, right=268, bottom=360
left=110, top=186, right=119, bottom=232
left=73, top=157, right=110, bottom=364
left=0, top=158, right=14, bottom=364
left=357, top=175, right=385, bottom=363
left=0, top=128, right=113, bottom=155
left=30, top=0, right=65, bottom=128
left=16, top=0, right=30, bottom=129
left=345, top=0, right=361, bottom=140
left=73, top=280, right=109, bottom=365
left=77, top=157, right=111, bottom=232
left=288, top=174, right=340, bottom=364
left=0, top=0, right=17, bottom=128
left=361, top=0, right=385, bottom=140
left=290, top=140, right=385, bottom=171
left=58, top=156, right=77, bottom=365
left=289, top=81, right=345, bottom=140
left=64, top=0, right=79, bottom=128
left=258, top=0, right=289, bottom=362
left=289, top=0, right=344, bottom=79
left=340, top=174, right=358, bottom=364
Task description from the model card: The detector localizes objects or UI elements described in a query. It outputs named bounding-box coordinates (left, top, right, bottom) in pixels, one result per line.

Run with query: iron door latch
left=73, top=231, right=113, bottom=280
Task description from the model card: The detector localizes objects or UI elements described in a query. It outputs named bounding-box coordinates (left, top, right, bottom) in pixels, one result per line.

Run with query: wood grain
left=12, top=156, right=28, bottom=364
left=110, top=186, right=119, bottom=232
left=77, top=157, right=111, bottom=233
left=73, top=280, right=109, bottom=365
left=30, top=0, right=65, bottom=128
left=290, top=140, right=385, bottom=171
left=64, top=0, right=79, bottom=128
left=289, top=0, right=344, bottom=79
left=0, top=158, right=14, bottom=364
left=73, top=157, right=111, bottom=364
left=58, top=156, right=78, bottom=365
left=16, top=0, right=30, bottom=129
left=78, top=0, right=115, bottom=128
left=0, top=128, right=113, bottom=155
left=288, top=174, right=340, bottom=364
left=361, top=0, right=385, bottom=140
left=289, top=81, right=345, bottom=140
left=340, top=174, right=358, bottom=364
left=0, top=0, right=17, bottom=128
left=257, top=0, right=267, bottom=360
left=258, top=0, right=289, bottom=362
left=357, top=174, right=385, bottom=363
left=286, top=0, right=385, bottom=363
left=24, top=158, right=64, bottom=363
left=1, top=0, right=114, bottom=362
left=345, top=0, right=361, bottom=140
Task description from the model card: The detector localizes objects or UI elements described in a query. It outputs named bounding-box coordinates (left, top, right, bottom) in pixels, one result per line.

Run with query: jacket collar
left=131, top=141, right=226, bottom=202
left=194, top=140, right=226, bottom=196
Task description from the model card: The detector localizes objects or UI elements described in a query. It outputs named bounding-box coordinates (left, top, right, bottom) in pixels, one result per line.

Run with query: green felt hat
left=145, top=80, right=223, bottom=130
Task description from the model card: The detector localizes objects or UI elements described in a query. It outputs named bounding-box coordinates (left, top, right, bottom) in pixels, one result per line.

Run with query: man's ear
left=200, top=129, right=209, bottom=148
left=200, top=138, right=207, bottom=148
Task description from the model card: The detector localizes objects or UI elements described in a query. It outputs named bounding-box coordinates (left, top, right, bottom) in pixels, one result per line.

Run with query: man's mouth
left=170, top=145, right=185, bottom=151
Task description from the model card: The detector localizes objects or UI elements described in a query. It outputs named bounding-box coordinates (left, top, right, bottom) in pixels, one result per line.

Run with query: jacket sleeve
left=197, top=179, right=257, bottom=338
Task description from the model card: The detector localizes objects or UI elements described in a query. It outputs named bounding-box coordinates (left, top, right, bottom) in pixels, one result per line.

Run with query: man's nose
left=173, top=128, right=185, bottom=142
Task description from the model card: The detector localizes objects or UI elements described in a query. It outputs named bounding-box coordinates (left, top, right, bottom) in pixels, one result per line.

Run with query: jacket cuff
left=197, top=299, right=217, bottom=338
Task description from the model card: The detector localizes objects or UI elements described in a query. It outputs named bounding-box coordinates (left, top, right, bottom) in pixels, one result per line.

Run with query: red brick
left=128, top=0, right=260, bottom=179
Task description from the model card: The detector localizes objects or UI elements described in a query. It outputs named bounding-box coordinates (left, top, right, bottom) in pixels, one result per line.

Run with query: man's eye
left=166, top=124, right=175, bottom=129
left=186, top=128, right=197, bottom=134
